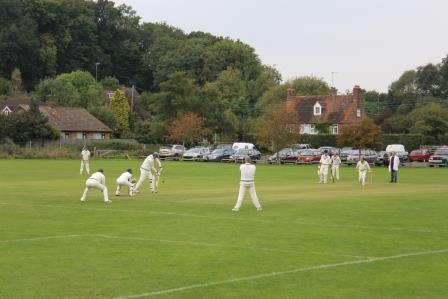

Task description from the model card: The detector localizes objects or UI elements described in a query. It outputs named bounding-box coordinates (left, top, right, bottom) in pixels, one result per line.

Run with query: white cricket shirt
left=240, top=163, right=256, bottom=182
left=81, top=150, right=90, bottom=161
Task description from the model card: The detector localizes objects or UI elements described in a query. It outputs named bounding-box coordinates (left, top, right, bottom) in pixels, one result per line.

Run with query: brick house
left=1, top=99, right=112, bottom=140
left=286, top=85, right=365, bottom=135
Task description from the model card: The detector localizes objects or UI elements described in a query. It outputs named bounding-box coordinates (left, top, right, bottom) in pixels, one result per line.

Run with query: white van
left=385, top=144, right=408, bottom=161
left=232, top=142, right=256, bottom=151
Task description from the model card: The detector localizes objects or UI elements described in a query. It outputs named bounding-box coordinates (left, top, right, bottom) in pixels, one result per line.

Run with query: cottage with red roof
left=286, top=85, right=365, bottom=135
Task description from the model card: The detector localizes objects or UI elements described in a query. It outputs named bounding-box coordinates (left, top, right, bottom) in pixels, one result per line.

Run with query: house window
left=76, top=132, right=83, bottom=139
left=92, top=133, right=103, bottom=139
left=330, top=125, right=339, bottom=134
left=2, top=107, right=11, bottom=116
left=357, top=109, right=361, bottom=117
left=101, top=133, right=106, bottom=139
left=313, top=102, right=322, bottom=116
left=63, top=132, right=70, bottom=139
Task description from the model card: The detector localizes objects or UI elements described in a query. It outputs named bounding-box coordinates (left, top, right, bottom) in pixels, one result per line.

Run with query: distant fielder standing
left=330, top=153, right=342, bottom=181
left=319, top=150, right=331, bottom=184
left=115, top=169, right=135, bottom=197
left=232, top=155, right=262, bottom=212
left=80, top=146, right=91, bottom=175
left=388, top=151, right=400, bottom=183
left=135, top=152, right=162, bottom=193
left=356, top=156, right=371, bottom=186
left=80, top=169, right=111, bottom=203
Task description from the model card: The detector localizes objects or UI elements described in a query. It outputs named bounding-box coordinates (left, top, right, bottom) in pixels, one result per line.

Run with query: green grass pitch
left=0, top=159, right=447, bottom=299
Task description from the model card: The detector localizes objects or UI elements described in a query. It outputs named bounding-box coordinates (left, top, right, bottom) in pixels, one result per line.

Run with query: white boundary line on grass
left=0, top=202, right=445, bottom=235
left=115, top=248, right=448, bottom=299
left=0, top=234, right=81, bottom=243
left=88, top=234, right=369, bottom=259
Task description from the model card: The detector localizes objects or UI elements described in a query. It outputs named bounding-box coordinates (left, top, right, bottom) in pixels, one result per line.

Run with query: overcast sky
left=114, top=0, right=448, bottom=92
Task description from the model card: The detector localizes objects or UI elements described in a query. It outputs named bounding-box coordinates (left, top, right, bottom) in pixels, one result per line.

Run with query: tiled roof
left=286, top=94, right=364, bottom=124
left=39, top=106, right=112, bottom=132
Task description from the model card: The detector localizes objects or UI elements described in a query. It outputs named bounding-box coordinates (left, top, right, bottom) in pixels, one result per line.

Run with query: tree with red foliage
left=167, top=113, right=208, bottom=146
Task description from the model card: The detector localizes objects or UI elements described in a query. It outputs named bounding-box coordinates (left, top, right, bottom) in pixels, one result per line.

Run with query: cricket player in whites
left=80, top=169, right=111, bottom=203
left=135, top=152, right=162, bottom=193
left=319, top=150, right=331, bottom=183
left=356, top=156, right=371, bottom=186
left=80, top=146, right=91, bottom=175
left=232, top=155, right=262, bottom=212
left=330, top=153, right=342, bottom=181
left=115, top=169, right=135, bottom=197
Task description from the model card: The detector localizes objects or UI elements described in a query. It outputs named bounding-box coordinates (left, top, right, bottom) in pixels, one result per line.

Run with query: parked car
left=182, top=147, right=210, bottom=161
left=159, top=144, right=185, bottom=160
left=346, top=149, right=378, bottom=165
left=267, top=148, right=294, bottom=164
left=385, top=144, right=408, bottom=162
left=281, top=149, right=304, bottom=164
left=340, top=147, right=354, bottom=163
left=428, top=147, right=448, bottom=167
left=318, top=146, right=339, bottom=155
left=295, top=143, right=312, bottom=149
left=227, top=148, right=261, bottom=163
left=203, top=148, right=234, bottom=162
left=375, top=150, right=387, bottom=166
left=214, top=143, right=233, bottom=150
left=408, top=149, right=431, bottom=162
left=232, top=142, right=256, bottom=151
left=296, top=149, right=321, bottom=164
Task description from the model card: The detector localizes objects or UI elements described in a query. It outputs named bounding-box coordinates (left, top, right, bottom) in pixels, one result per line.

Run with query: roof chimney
left=330, top=87, right=337, bottom=96
left=287, top=88, right=296, bottom=99
left=353, top=85, right=361, bottom=100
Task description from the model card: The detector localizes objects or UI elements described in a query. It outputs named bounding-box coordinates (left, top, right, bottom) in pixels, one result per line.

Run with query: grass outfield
left=0, top=159, right=447, bottom=299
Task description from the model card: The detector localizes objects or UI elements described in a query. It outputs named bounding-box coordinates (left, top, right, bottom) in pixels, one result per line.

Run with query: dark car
left=226, top=148, right=261, bottom=163
left=203, top=148, right=234, bottom=162
left=281, top=149, right=304, bottom=164
left=296, top=149, right=321, bottom=164
left=267, top=148, right=294, bottom=164
left=428, top=147, right=448, bottom=167
left=408, top=149, right=431, bottom=162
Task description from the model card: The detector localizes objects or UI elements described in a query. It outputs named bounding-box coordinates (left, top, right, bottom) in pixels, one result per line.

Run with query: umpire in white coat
left=232, top=155, right=262, bottom=212
left=388, top=152, right=400, bottom=183
left=80, top=169, right=111, bottom=203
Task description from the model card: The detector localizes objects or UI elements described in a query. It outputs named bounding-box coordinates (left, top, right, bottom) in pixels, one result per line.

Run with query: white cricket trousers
left=234, top=182, right=261, bottom=210
left=80, top=160, right=90, bottom=175
left=116, top=179, right=134, bottom=195
left=81, top=179, right=109, bottom=202
left=319, top=165, right=329, bottom=183
left=135, top=168, right=155, bottom=192
left=331, top=165, right=340, bottom=180
left=358, top=170, right=367, bottom=186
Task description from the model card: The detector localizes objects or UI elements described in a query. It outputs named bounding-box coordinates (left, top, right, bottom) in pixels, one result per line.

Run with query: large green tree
left=408, top=102, right=448, bottom=142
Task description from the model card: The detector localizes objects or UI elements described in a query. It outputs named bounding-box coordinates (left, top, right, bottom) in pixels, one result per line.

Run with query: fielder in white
left=356, top=157, right=371, bottom=186
left=330, top=153, right=342, bottom=181
left=80, top=169, right=111, bottom=203
left=135, top=152, right=162, bottom=193
left=319, top=151, right=331, bottom=184
left=80, top=146, right=91, bottom=175
left=115, top=169, right=135, bottom=197
left=232, top=155, right=262, bottom=212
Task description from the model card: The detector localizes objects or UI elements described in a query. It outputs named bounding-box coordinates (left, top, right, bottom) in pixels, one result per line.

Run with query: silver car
left=346, top=149, right=378, bottom=165
left=182, top=147, right=211, bottom=161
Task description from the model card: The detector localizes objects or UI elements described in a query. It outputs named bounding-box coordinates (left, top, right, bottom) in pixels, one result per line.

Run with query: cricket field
left=0, top=159, right=447, bottom=299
